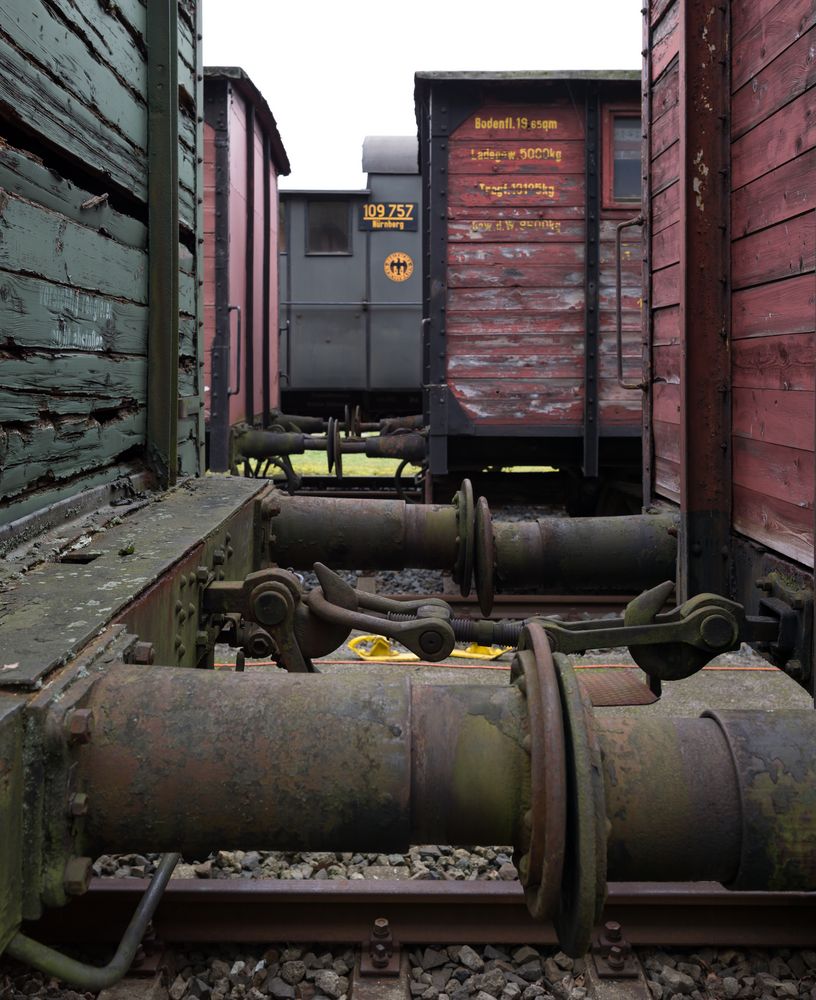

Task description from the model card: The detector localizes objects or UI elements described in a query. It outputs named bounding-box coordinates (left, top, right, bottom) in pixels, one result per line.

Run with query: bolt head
left=604, top=920, right=622, bottom=941
left=65, top=709, right=95, bottom=745
left=64, top=857, right=93, bottom=896
left=419, top=630, right=443, bottom=655
left=132, top=641, right=155, bottom=665
left=68, top=792, right=89, bottom=817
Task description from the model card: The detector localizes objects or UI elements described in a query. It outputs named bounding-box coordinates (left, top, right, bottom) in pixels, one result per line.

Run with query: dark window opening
left=612, top=115, right=641, bottom=201
left=307, top=200, right=351, bottom=254
left=279, top=202, right=287, bottom=253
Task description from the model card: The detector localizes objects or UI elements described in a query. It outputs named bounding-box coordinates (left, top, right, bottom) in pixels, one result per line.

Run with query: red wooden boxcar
left=414, top=72, right=644, bottom=489
left=642, top=0, right=815, bottom=684
left=204, top=67, right=290, bottom=471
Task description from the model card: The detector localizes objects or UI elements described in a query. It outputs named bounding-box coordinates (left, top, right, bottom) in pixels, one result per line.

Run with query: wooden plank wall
left=730, top=0, right=816, bottom=566
left=446, top=98, right=588, bottom=426
left=646, top=0, right=682, bottom=502
left=0, top=0, right=202, bottom=523
left=446, top=90, right=642, bottom=431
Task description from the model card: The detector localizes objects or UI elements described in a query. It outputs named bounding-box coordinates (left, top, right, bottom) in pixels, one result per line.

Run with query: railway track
left=31, top=879, right=816, bottom=949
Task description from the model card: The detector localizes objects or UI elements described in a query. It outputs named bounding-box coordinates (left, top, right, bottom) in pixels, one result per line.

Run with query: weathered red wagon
left=203, top=67, right=290, bottom=471
left=642, top=0, right=816, bottom=684
left=414, top=72, right=644, bottom=494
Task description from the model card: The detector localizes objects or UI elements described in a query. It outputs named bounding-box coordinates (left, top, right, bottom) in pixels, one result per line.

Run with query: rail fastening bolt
left=608, top=946, right=625, bottom=970
left=63, top=857, right=93, bottom=896
left=372, top=917, right=390, bottom=938
left=604, top=920, right=622, bottom=942
left=65, top=709, right=95, bottom=745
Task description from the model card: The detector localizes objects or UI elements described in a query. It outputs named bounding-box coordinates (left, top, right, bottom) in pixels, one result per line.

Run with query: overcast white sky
left=202, top=0, right=642, bottom=190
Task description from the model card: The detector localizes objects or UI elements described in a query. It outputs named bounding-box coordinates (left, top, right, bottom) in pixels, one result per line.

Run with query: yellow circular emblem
left=384, top=252, right=414, bottom=282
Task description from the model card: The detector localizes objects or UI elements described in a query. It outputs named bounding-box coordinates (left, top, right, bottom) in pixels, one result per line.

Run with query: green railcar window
left=306, top=200, right=351, bottom=254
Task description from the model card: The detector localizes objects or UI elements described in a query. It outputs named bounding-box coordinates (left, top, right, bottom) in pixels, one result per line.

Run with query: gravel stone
left=281, top=961, right=307, bottom=985
left=660, top=969, right=696, bottom=995
left=459, top=946, right=485, bottom=972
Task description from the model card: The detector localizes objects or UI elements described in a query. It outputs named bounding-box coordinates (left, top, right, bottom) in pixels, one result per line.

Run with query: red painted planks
left=451, top=103, right=584, bottom=141
left=652, top=305, right=680, bottom=346
left=731, top=27, right=816, bottom=139
left=732, top=434, right=814, bottom=509
left=732, top=333, right=815, bottom=390
left=733, top=387, right=815, bottom=450
left=448, top=354, right=584, bottom=380
left=651, top=141, right=680, bottom=194
left=651, top=58, right=680, bottom=123
left=448, top=173, right=584, bottom=208
left=446, top=316, right=586, bottom=338
left=731, top=0, right=787, bottom=44
left=652, top=381, right=681, bottom=424
left=653, top=342, right=680, bottom=383
left=731, top=88, right=816, bottom=190
left=450, top=378, right=584, bottom=424
left=448, top=287, right=584, bottom=313
left=652, top=0, right=680, bottom=81
left=651, top=262, right=680, bottom=308
left=652, top=222, right=680, bottom=271
left=651, top=104, right=679, bottom=160
left=733, top=484, right=814, bottom=565
left=731, top=147, right=816, bottom=236
left=654, top=456, right=681, bottom=501
left=651, top=180, right=679, bottom=234
left=447, top=218, right=586, bottom=244
left=449, top=140, right=585, bottom=175
left=446, top=263, right=585, bottom=289
left=732, top=0, right=816, bottom=93
left=448, top=243, right=585, bottom=266
left=731, top=213, right=815, bottom=290
left=732, top=273, right=816, bottom=339
left=651, top=0, right=675, bottom=28
left=654, top=417, right=681, bottom=460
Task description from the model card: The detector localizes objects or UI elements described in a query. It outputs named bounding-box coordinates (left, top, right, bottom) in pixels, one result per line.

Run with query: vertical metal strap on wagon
left=425, top=87, right=450, bottom=476
left=677, top=0, right=731, bottom=599
left=244, top=101, right=256, bottom=426
left=146, top=0, right=180, bottom=487
left=206, top=78, right=232, bottom=472
left=641, top=5, right=654, bottom=509
left=583, top=84, right=601, bottom=479
left=262, top=132, right=273, bottom=427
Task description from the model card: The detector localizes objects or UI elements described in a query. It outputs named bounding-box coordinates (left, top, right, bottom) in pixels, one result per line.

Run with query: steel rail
left=29, top=880, right=816, bottom=948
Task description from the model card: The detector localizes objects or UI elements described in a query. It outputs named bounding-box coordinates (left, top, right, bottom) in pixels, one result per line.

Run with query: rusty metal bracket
left=305, top=564, right=456, bottom=661
left=591, top=921, right=639, bottom=978
left=358, top=917, right=401, bottom=977
left=530, top=582, right=779, bottom=681
left=202, top=568, right=313, bottom=671
left=754, top=573, right=814, bottom=686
